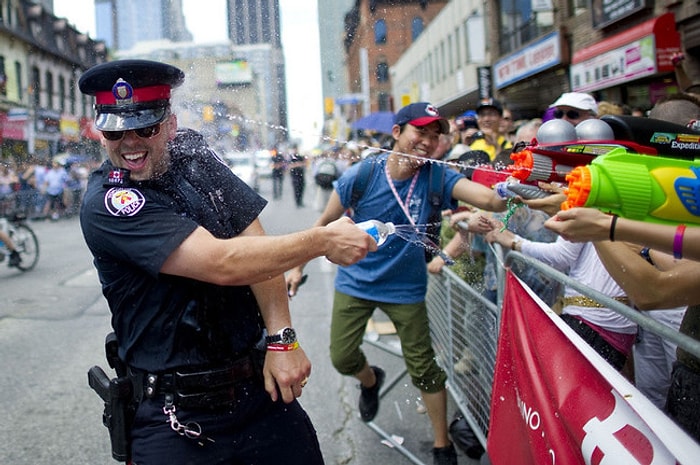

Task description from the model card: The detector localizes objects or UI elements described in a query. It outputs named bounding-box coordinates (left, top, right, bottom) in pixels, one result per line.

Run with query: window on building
left=69, top=78, right=76, bottom=115
left=448, top=34, right=454, bottom=74
left=15, top=61, right=22, bottom=100
left=31, top=66, right=40, bottom=108
left=58, top=75, right=65, bottom=113
left=440, top=40, right=446, bottom=81
left=46, top=71, right=54, bottom=109
left=454, top=26, right=462, bottom=69
left=374, top=19, right=387, bottom=45
left=411, top=17, right=423, bottom=41
left=249, top=0, right=259, bottom=43
left=428, top=52, right=434, bottom=86
left=0, top=56, right=6, bottom=96
left=569, top=0, right=587, bottom=14
left=376, top=61, right=389, bottom=83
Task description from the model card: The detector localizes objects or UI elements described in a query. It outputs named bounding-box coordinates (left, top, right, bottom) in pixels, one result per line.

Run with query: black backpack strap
left=349, top=157, right=376, bottom=210
left=428, top=161, right=445, bottom=217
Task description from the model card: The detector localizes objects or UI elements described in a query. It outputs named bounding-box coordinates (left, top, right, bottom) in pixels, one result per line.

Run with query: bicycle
left=0, top=213, right=39, bottom=272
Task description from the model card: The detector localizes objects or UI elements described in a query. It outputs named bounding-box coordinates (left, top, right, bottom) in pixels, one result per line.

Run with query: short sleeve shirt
left=80, top=130, right=267, bottom=371
left=334, top=154, right=461, bottom=304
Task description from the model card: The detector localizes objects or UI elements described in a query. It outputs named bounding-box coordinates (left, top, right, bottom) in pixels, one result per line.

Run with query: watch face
left=281, top=327, right=297, bottom=344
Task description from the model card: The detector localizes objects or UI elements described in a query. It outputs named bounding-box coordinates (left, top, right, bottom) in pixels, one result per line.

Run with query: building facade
left=226, top=0, right=287, bottom=145
left=343, top=0, right=448, bottom=116
left=94, top=0, right=192, bottom=51
left=389, top=0, right=693, bottom=120
left=0, top=0, right=107, bottom=160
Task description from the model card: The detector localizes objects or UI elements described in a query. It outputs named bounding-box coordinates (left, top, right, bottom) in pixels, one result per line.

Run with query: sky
left=53, top=0, right=323, bottom=150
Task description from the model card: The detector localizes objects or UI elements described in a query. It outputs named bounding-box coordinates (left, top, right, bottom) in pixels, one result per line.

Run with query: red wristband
left=266, top=341, right=300, bottom=352
left=673, top=224, right=686, bottom=259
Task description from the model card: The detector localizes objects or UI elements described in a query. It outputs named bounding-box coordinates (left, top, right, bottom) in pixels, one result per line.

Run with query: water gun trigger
left=675, top=166, right=700, bottom=216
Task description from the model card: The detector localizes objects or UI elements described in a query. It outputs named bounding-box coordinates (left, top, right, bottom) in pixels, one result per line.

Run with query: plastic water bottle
left=356, top=220, right=395, bottom=246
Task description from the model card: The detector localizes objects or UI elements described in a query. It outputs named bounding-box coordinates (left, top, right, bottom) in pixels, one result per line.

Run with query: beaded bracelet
left=673, top=224, right=686, bottom=259
left=266, top=341, right=300, bottom=352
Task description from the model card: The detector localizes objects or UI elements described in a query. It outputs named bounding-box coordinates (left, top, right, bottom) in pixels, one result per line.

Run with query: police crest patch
left=104, top=187, right=146, bottom=216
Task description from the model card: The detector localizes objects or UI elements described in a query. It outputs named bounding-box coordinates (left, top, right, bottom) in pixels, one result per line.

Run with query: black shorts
left=560, top=314, right=627, bottom=371
left=130, top=379, right=323, bottom=465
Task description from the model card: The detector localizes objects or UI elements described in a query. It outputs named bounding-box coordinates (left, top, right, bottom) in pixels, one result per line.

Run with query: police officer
left=78, top=59, right=374, bottom=465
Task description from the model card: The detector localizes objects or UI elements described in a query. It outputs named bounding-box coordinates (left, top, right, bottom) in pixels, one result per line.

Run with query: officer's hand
left=324, top=217, right=376, bottom=265
left=263, top=348, right=312, bottom=403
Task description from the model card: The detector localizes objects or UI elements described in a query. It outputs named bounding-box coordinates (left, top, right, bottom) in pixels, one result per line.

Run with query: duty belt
left=561, top=295, right=630, bottom=308
left=130, top=354, right=258, bottom=410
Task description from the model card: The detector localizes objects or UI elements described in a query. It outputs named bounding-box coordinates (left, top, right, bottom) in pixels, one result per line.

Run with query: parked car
left=223, top=151, right=259, bottom=191
left=255, top=149, right=274, bottom=178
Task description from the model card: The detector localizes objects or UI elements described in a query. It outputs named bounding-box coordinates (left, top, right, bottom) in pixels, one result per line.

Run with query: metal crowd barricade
left=425, top=246, right=700, bottom=455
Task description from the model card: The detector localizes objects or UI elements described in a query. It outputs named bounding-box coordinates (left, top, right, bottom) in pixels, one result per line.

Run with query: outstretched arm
left=593, top=240, right=700, bottom=310
left=161, top=212, right=375, bottom=287
left=545, top=207, right=700, bottom=262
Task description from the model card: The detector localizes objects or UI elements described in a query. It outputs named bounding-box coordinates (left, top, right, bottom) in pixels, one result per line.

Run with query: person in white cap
left=550, top=92, right=598, bottom=126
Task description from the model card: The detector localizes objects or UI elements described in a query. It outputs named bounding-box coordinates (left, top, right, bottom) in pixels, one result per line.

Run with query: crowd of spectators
left=0, top=156, right=92, bottom=221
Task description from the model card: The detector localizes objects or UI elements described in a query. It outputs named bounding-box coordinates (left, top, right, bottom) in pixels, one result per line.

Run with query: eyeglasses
left=101, top=122, right=163, bottom=141
left=554, top=109, right=582, bottom=120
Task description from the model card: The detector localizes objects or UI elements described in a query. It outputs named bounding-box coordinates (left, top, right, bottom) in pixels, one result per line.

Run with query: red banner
left=487, top=271, right=700, bottom=465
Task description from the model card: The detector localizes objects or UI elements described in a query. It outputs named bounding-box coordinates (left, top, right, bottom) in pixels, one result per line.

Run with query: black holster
left=87, top=333, right=135, bottom=462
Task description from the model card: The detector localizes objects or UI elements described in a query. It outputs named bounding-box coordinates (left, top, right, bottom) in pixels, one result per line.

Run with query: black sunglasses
left=553, top=109, right=582, bottom=120
left=101, top=122, right=163, bottom=141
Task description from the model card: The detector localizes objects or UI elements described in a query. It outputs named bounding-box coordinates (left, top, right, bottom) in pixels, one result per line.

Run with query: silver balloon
left=536, top=119, right=577, bottom=143
left=575, top=118, right=614, bottom=140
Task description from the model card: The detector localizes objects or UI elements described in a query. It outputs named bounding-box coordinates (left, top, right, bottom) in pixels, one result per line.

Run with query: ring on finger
left=300, top=377, right=309, bottom=388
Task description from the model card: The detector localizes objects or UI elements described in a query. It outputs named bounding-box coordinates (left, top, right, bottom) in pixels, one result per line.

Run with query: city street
left=0, top=173, right=475, bottom=465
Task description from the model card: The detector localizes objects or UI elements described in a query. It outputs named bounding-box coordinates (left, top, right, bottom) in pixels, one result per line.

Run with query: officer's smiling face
left=101, top=114, right=178, bottom=181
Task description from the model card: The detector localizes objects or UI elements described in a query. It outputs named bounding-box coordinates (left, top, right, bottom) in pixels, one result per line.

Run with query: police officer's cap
left=79, top=59, right=185, bottom=132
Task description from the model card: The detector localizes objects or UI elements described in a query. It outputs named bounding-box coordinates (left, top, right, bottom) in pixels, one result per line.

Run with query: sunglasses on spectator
left=101, top=122, right=163, bottom=141
left=553, top=109, right=582, bottom=120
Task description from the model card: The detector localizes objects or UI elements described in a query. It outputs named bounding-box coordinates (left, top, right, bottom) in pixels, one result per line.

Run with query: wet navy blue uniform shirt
left=80, top=129, right=267, bottom=372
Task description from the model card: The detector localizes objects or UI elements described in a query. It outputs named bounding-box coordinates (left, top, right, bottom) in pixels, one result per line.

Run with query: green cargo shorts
left=329, top=290, right=447, bottom=393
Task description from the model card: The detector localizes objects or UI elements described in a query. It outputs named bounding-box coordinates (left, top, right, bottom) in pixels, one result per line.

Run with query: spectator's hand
left=324, top=217, right=376, bottom=265
left=427, top=255, right=448, bottom=274
left=263, top=347, right=312, bottom=403
left=464, top=214, right=496, bottom=235
left=485, top=223, right=515, bottom=248
left=544, top=207, right=613, bottom=243
left=448, top=209, right=475, bottom=228
left=285, top=267, right=305, bottom=298
left=522, top=182, right=567, bottom=216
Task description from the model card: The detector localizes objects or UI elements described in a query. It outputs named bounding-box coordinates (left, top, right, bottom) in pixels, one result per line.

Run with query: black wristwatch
left=265, top=327, right=297, bottom=345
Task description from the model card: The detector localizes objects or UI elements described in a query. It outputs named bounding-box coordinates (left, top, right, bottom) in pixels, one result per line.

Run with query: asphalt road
left=0, top=173, right=477, bottom=465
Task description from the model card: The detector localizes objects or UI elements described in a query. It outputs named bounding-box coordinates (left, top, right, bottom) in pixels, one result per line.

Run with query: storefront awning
left=570, top=12, right=680, bottom=93
left=0, top=111, right=27, bottom=141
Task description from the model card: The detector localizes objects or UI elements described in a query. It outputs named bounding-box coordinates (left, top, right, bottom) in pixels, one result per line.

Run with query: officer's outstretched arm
left=160, top=214, right=374, bottom=287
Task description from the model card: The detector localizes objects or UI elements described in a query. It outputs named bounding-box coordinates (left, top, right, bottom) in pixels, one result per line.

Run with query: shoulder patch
left=104, top=187, right=146, bottom=216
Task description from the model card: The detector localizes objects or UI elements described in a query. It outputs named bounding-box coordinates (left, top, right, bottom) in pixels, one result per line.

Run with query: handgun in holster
left=87, top=332, right=135, bottom=462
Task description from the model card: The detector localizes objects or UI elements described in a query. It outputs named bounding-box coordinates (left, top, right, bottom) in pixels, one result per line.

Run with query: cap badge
left=104, top=187, right=146, bottom=217
left=112, top=78, right=134, bottom=105
left=425, top=104, right=439, bottom=117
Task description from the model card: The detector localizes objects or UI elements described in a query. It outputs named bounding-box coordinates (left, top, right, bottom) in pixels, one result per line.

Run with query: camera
left=472, top=131, right=485, bottom=140
left=456, top=117, right=478, bottom=131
